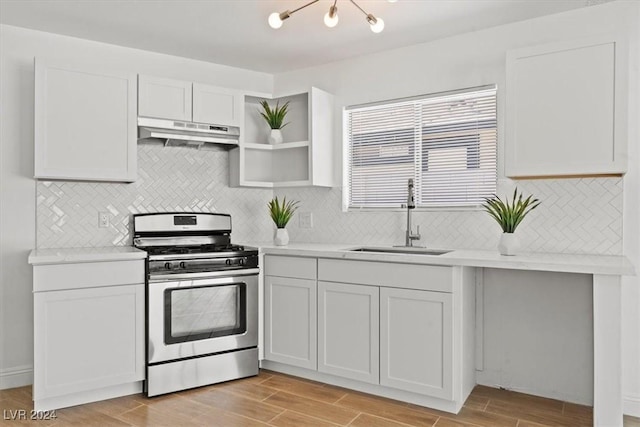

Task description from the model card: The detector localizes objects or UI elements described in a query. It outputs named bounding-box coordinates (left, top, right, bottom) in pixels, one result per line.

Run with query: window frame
left=342, top=85, right=498, bottom=212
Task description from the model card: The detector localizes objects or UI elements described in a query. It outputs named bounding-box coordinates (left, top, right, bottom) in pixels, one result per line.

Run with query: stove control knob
left=225, top=259, right=231, bottom=266
left=239, top=258, right=245, bottom=266
left=179, top=262, right=186, bottom=269
left=165, top=262, right=172, bottom=270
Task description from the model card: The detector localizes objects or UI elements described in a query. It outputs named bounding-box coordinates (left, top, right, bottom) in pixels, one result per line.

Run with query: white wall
left=0, top=24, right=273, bottom=388
left=273, top=0, right=640, bottom=410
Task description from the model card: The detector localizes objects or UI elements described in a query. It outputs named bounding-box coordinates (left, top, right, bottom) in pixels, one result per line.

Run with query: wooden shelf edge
left=507, top=173, right=624, bottom=180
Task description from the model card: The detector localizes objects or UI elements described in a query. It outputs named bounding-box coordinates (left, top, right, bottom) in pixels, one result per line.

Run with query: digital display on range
left=174, top=215, right=197, bottom=226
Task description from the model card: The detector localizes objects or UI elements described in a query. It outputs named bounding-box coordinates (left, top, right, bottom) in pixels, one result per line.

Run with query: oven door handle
left=148, top=268, right=259, bottom=283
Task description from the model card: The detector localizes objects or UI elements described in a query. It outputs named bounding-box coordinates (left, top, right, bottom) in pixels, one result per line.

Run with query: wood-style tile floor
left=1, top=370, right=639, bottom=426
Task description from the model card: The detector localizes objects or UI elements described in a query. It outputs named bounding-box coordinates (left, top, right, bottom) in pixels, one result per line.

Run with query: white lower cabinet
left=262, top=255, right=475, bottom=414
left=380, top=287, right=453, bottom=399
left=264, top=275, right=317, bottom=370
left=318, top=281, right=379, bottom=384
left=31, top=258, right=145, bottom=411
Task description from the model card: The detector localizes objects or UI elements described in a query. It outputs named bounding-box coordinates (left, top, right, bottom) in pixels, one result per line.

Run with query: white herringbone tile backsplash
left=36, top=142, right=274, bottom=248
left=37, top=142, right=623, bottom=255
left=276, top=178, right=623, bottom=255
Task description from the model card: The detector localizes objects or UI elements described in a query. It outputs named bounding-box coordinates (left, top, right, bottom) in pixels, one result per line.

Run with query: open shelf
left=229, top=87, right=334, bottom=188
left=244, top=145, right=310, bottom=183
left=244, top=93, right=309, bottom=145
left=244, top=141, right=309, bottom=151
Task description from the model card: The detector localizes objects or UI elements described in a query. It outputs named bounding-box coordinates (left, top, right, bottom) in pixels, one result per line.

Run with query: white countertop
left=28, top=246, right=147, bottom=265
left=27, top=243, right=634, bottom=275
left=249, top=242, right=635, bottom=276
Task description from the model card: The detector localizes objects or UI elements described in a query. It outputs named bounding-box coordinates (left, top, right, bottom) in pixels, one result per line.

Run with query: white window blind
left=345, top=85, right=497, bottom=209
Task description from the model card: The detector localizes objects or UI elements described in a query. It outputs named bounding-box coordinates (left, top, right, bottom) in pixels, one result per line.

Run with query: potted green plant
left=482, top=188, right=540, bottom=255
left=260, top=100, right=290, bottom=144
left=268, top=196, right=299, bottom=246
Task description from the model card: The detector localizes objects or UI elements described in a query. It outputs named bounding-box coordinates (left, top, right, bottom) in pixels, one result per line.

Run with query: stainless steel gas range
left=133, top=212, right=259, bottom=397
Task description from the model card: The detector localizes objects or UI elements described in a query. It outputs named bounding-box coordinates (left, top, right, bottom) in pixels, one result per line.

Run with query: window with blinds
left=345, top=85, right=497, bottom=209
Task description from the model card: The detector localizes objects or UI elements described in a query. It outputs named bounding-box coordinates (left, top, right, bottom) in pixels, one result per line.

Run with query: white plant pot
left=268, top=129, right=283, bottom=145
left=498, top=233, right=519, bottom=256
left=274, top=228, right=289, bottom=246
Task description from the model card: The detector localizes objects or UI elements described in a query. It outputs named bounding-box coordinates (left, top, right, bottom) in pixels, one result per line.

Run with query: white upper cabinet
left=138, top=75, right=192, bottom=121
left=192, top=83, right=242, bottom=127
left=505, top=36, right=628, bottom=177
left=34, top=59, right=137, bottom=182
left=138, top=75, right=241, bottom=126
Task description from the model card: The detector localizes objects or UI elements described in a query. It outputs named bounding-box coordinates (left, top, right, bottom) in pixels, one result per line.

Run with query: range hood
left=138, top=117, right=240, bottom=148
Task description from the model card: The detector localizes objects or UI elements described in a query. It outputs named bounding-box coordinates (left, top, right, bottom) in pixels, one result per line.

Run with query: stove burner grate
left=145, top=243, right=246, bottom=256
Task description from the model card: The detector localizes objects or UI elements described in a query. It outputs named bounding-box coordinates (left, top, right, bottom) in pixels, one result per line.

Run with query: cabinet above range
left=137, top=75, right=243, bottom=149
left=138, top=75, right=242, bottom=127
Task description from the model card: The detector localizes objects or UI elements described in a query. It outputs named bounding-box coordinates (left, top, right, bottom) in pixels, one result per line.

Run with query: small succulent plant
left=268, top=196, right=299, bottom=229
left=260, top=100, right=290, bottom=130
left=483, top=188, right=540, bottom=233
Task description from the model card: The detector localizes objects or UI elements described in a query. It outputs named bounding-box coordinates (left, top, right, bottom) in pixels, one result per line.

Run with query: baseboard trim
left=624, top=394, right=640, bottom=417
left=34, top=381, right=143, bottom=412
left=0, top=366, right=33, bottom=390
left=261, top=360, right=463, bottom=414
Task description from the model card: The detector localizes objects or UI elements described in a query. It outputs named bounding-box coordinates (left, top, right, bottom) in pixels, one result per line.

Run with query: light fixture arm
left=349, top=0, right=366, bottom=15
left=328, top=0, right=338, bottom=19
left=288, top=0, right=321, bottom=16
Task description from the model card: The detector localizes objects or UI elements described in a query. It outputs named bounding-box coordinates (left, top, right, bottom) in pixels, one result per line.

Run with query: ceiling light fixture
left=268, top=0, right=387, bottom=33
left=324, top=1, right=339, bottom=28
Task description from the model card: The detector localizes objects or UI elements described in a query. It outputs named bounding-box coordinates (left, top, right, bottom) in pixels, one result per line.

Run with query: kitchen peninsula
left=258, top=243, right=634, bottom=426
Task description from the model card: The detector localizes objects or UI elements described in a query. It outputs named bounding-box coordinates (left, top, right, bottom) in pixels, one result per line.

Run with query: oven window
left=165, top=283, right=246, bottom=344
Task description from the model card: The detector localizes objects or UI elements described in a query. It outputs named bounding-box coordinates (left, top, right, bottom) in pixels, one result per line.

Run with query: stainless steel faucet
left=403, top=178, right=421, bottom=246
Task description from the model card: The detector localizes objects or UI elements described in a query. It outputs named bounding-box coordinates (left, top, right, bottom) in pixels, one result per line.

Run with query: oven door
left=147, top=271, right=258, bottom=364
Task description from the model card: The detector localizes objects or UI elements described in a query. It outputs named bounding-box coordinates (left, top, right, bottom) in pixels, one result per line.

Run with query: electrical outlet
left=98, top=212, right=110, bottom=228
left=299, top=212, right=313, bottom=229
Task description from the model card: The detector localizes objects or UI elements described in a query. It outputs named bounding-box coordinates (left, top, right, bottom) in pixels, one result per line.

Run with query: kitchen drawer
left=33, top=260, right=145, bottom=292
left=318, top=259, right=452, bottom=293
left=264, top=255, right=317, bottom=280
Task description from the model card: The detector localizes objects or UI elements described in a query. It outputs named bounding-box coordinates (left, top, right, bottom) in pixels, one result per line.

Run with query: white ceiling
left=0, top=0, right=607, bottom=73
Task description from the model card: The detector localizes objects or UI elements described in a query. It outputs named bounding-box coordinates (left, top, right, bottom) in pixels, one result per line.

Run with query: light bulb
left=324, top=6, right=339, bottom=28
left=268, top=12, right=283, bottom=29
left=370, top=17, right=384, bottom=33
left=388, top=0, right=398, bottom=2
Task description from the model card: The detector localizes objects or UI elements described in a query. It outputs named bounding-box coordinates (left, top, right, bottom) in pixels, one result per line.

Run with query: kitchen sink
left=348, top=247, right=451, bottom=256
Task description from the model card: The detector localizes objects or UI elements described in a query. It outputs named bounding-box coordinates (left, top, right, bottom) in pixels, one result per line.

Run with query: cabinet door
left=505, top=37, right=627, bottom=177
left=138, top=75, right=192, bottom=121
left=34, top=59, right=137, bottom=182
left=33, top=284, right=145, bottom=400
left=192, top=83, right=241, bottom=126
left=380, top=287, right=453, bottom=399
left=264, top=276, right=317, bottom=369
left=318, top=281, right=379, bottom=384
